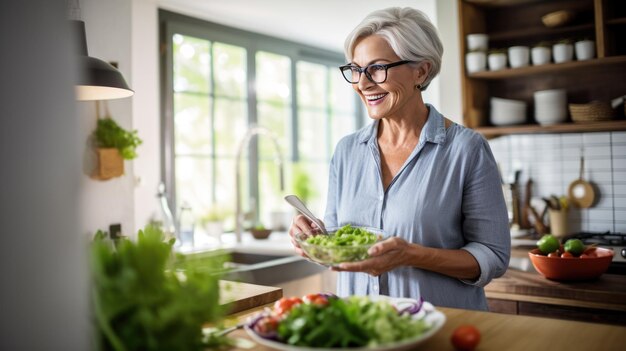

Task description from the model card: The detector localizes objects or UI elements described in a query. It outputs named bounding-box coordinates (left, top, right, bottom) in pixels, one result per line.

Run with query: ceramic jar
left=575, top=40, right=595, bottom=61
left=488, top=52, right=507, bottom=71
left=531, top=46, right=551, bottom=65
left=466, top=51, right=487, bottom=73
left=508, top=46, right=530, bottom=68
left=553, top=42, right=574, bottom=63
left=466, top=33, right=488, bottom=52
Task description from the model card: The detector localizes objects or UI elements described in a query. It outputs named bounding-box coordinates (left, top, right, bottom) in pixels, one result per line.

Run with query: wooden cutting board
left=219, top=280, right=283, bottom=315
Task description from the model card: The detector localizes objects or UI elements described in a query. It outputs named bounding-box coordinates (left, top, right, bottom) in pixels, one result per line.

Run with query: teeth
left=366, top=93, right=387, bottom=101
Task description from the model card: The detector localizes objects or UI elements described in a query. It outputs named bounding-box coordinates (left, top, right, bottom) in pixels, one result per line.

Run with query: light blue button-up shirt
left=324, top=104, right=510, bottom=310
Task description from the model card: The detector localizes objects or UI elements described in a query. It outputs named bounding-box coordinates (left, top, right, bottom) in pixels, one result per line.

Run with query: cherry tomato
left=561, top=252, right=574, bottom=258
left=304, top=293, right=328, bottom=305
left=451, top=325, right=481, bottom=351
left=273, top=297, right=303, bottom=316
left=547, top=251, right=560, bottom=258
left=253, top=315, right=278, bottom=335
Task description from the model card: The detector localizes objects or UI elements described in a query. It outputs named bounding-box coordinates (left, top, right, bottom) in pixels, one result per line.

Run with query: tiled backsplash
left=488, top=131, right=626, bottom=233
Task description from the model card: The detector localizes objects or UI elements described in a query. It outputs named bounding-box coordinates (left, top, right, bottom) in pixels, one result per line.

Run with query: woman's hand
left=332, top=236, right=414, bottom=276
left=288, top=214, right=320, bottom=258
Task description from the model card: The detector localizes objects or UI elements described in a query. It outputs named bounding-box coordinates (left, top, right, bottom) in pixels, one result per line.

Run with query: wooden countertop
left=485, top=249, right=626, bottom=312
left=219, top=280, right=282, bottom=315
left=227, top=306, right=626, bottom=350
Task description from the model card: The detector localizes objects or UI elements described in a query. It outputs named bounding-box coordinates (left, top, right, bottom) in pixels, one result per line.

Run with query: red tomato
left=547, top=251, right=560, bottom=258
left=304, top=293, right=328, bottom=305
left=273, top=297, right=303, bottom=316
left=253, top=316, right=278, bottom=335
left=451, top=325, right=481, bottom=351
left=561, top=252, right=574, bottom=258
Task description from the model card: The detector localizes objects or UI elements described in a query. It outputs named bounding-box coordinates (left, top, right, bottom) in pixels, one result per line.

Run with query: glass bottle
left=178, top=202, right=195, bottom=248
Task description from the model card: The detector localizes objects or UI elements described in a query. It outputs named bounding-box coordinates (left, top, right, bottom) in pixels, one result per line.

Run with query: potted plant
left=250, top=222, right=272, bottom=240
left=553, top=39, right=574, bottom=63
left=575, top=37, right=595, bottom=61
left=531, top=41, right=552, bottom=66
left=487, top=48, right=507, bottom=71
left=93, top=117, right=142, bottom=179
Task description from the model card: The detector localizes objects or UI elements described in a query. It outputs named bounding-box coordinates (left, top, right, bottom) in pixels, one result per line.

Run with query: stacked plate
left=490, top=97, right=527, bottom=125
left=534, top=89, right=567, bottom=125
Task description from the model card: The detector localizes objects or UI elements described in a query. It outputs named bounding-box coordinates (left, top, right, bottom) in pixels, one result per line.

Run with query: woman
left=289, top=7, right=510, bottom=310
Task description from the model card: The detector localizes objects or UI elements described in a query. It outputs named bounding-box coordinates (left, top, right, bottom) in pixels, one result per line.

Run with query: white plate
left=244, top=296, right=446, bottom=351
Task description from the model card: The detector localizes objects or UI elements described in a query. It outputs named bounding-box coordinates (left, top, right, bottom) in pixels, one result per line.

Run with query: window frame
left=159, top=10, right=363, bottom=220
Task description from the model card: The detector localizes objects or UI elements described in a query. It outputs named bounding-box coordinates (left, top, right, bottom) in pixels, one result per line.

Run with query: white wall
left=80, top=0, right=135, bottom=236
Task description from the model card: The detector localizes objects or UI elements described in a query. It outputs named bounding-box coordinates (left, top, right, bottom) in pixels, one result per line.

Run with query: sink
left=180, top=249, right=326, bottom=286
left=508, top=256, right=537, bottom=273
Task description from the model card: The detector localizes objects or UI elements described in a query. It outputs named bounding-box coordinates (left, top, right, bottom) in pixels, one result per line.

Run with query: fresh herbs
left=90, top=225, right=230, bottom=351
left=94, top=117, right=142, bottom=160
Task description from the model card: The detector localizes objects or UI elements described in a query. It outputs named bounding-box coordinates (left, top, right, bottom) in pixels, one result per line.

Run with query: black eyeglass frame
left=338, top=60, right=417, bottom=84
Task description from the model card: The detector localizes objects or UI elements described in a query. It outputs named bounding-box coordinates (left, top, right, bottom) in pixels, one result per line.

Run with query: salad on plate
left=244, top=293, right=445, bottom=351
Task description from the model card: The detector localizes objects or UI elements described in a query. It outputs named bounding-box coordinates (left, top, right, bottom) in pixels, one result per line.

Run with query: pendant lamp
left=73, top=20, right=134, bottom=101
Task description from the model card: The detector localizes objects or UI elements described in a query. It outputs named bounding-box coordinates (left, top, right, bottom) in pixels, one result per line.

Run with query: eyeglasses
left=339, top=60, right=416, bottom=84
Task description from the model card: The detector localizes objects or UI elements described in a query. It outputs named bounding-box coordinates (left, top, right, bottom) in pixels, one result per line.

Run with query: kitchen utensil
left=568, top=155, right=595, bottom=208
left=490, top=97, right=527, bottom=126
left=520, top=178, right=532, bottom=229
left=294, top=226, right=384, bottom=266
left=284, top=195, right=328, bottom=235
left=534, top=89, right=567, bottom=125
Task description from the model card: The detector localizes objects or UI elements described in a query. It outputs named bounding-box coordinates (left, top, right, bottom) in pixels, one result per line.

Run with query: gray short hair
left=344, top=7, right=443, bottom=91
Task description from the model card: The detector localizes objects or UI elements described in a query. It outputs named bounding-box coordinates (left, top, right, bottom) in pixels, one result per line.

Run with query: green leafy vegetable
left=90, top=225, right=230, bottom=351
left=94, top=117, right=142, bottom=160
left=303, top=224, right=380, bottom=264
left=277, top=296, right=429, bottom=347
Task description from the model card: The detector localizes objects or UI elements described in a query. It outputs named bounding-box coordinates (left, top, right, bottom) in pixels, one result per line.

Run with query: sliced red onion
left=398, top=297, right=424, bottom=315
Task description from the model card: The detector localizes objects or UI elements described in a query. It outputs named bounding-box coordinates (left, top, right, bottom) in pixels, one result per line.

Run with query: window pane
left=214, top=98, right=247, bottom=157
left=173, top=34, right=210, bottom=93
left=288, top=162, right=328, bottom=216
left=330, top=112, right=355, bottom=156
left=214, top=158, right=238, bottom=230
left=258, top=160, right=285, bottom=227
left=256, top=51, right=291, bottom=103
left=297, top=61, right=327, bottom=109
left=175, top=156, right=213, bottom=215
left=174, top=93, right=212, bottom=155
left=298, top=110, right=327, bottom=162
left=258, top=101, right=292, bottom=160
left=214, top=42, right=247, bottom=98
left=329, top=68, right=356, bottom=114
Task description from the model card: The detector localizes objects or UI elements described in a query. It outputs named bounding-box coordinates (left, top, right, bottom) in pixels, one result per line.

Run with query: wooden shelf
left=475, top=120, right=626, bottom=137
left=489, top=23, right=595, bottom=42
left=467, top=55, right=626, bottom=79
left=607, top=17, right=626, bottom=26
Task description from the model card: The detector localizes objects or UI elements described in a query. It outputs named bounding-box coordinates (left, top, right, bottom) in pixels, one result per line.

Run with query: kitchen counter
left=485, top=248, right=626, bottom=325
left=227, top=305, right=626, bottom=350
left=180, top=231, right=296, bottom=257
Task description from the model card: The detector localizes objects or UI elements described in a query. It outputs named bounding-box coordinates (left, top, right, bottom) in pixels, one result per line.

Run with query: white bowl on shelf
left=490, top=97, right=527, bottom=126
left=508, top=46, right=530, bottom=68
left=466, top=51, right=487, bottom=73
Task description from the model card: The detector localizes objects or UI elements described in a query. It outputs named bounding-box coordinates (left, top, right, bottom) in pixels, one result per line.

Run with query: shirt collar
left=357, top=104, right=448, bottom=145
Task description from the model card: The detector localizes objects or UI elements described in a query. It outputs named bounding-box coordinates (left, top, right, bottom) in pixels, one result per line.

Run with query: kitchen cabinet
left=458, top=0, right=626, bottom=138
left=485, top=249, right=626, bottom=325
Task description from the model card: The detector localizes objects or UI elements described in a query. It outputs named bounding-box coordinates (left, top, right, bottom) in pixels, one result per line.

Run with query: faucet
left=235, top=125, right=285, bottom=243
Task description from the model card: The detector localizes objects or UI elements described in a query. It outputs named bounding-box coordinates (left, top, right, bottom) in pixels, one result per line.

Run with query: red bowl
left=528, top=247, right=614, bottom=281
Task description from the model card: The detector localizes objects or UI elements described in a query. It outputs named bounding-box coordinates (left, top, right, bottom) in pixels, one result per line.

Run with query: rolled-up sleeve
left=460, top=138, right=511, bottom=287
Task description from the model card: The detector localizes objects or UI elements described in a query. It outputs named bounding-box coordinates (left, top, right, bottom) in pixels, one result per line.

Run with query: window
left=161, top=11, right=360, bottom=231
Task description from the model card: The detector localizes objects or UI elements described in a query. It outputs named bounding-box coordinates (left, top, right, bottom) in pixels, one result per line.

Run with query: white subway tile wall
left=488, top=131, right=626, bottom=233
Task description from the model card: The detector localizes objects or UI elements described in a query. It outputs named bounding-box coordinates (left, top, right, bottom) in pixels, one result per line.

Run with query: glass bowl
left=528, top=247, right=614, bottom=281
left=294, top=226, right=384, bottom=266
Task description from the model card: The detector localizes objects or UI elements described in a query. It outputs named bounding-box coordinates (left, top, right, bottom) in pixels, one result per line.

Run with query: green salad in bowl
left=295, top=224, right=383, bottom=266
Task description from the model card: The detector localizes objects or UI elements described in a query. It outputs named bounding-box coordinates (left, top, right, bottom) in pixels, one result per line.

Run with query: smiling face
left=350, top=35, right=423, bottom=120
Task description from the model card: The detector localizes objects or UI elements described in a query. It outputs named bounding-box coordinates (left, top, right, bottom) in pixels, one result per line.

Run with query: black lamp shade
left=73, top=20, right=134, bottom=101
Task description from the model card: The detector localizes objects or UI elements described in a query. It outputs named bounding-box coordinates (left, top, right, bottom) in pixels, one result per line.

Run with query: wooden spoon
left=568, top=155, right=595, bottom=208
